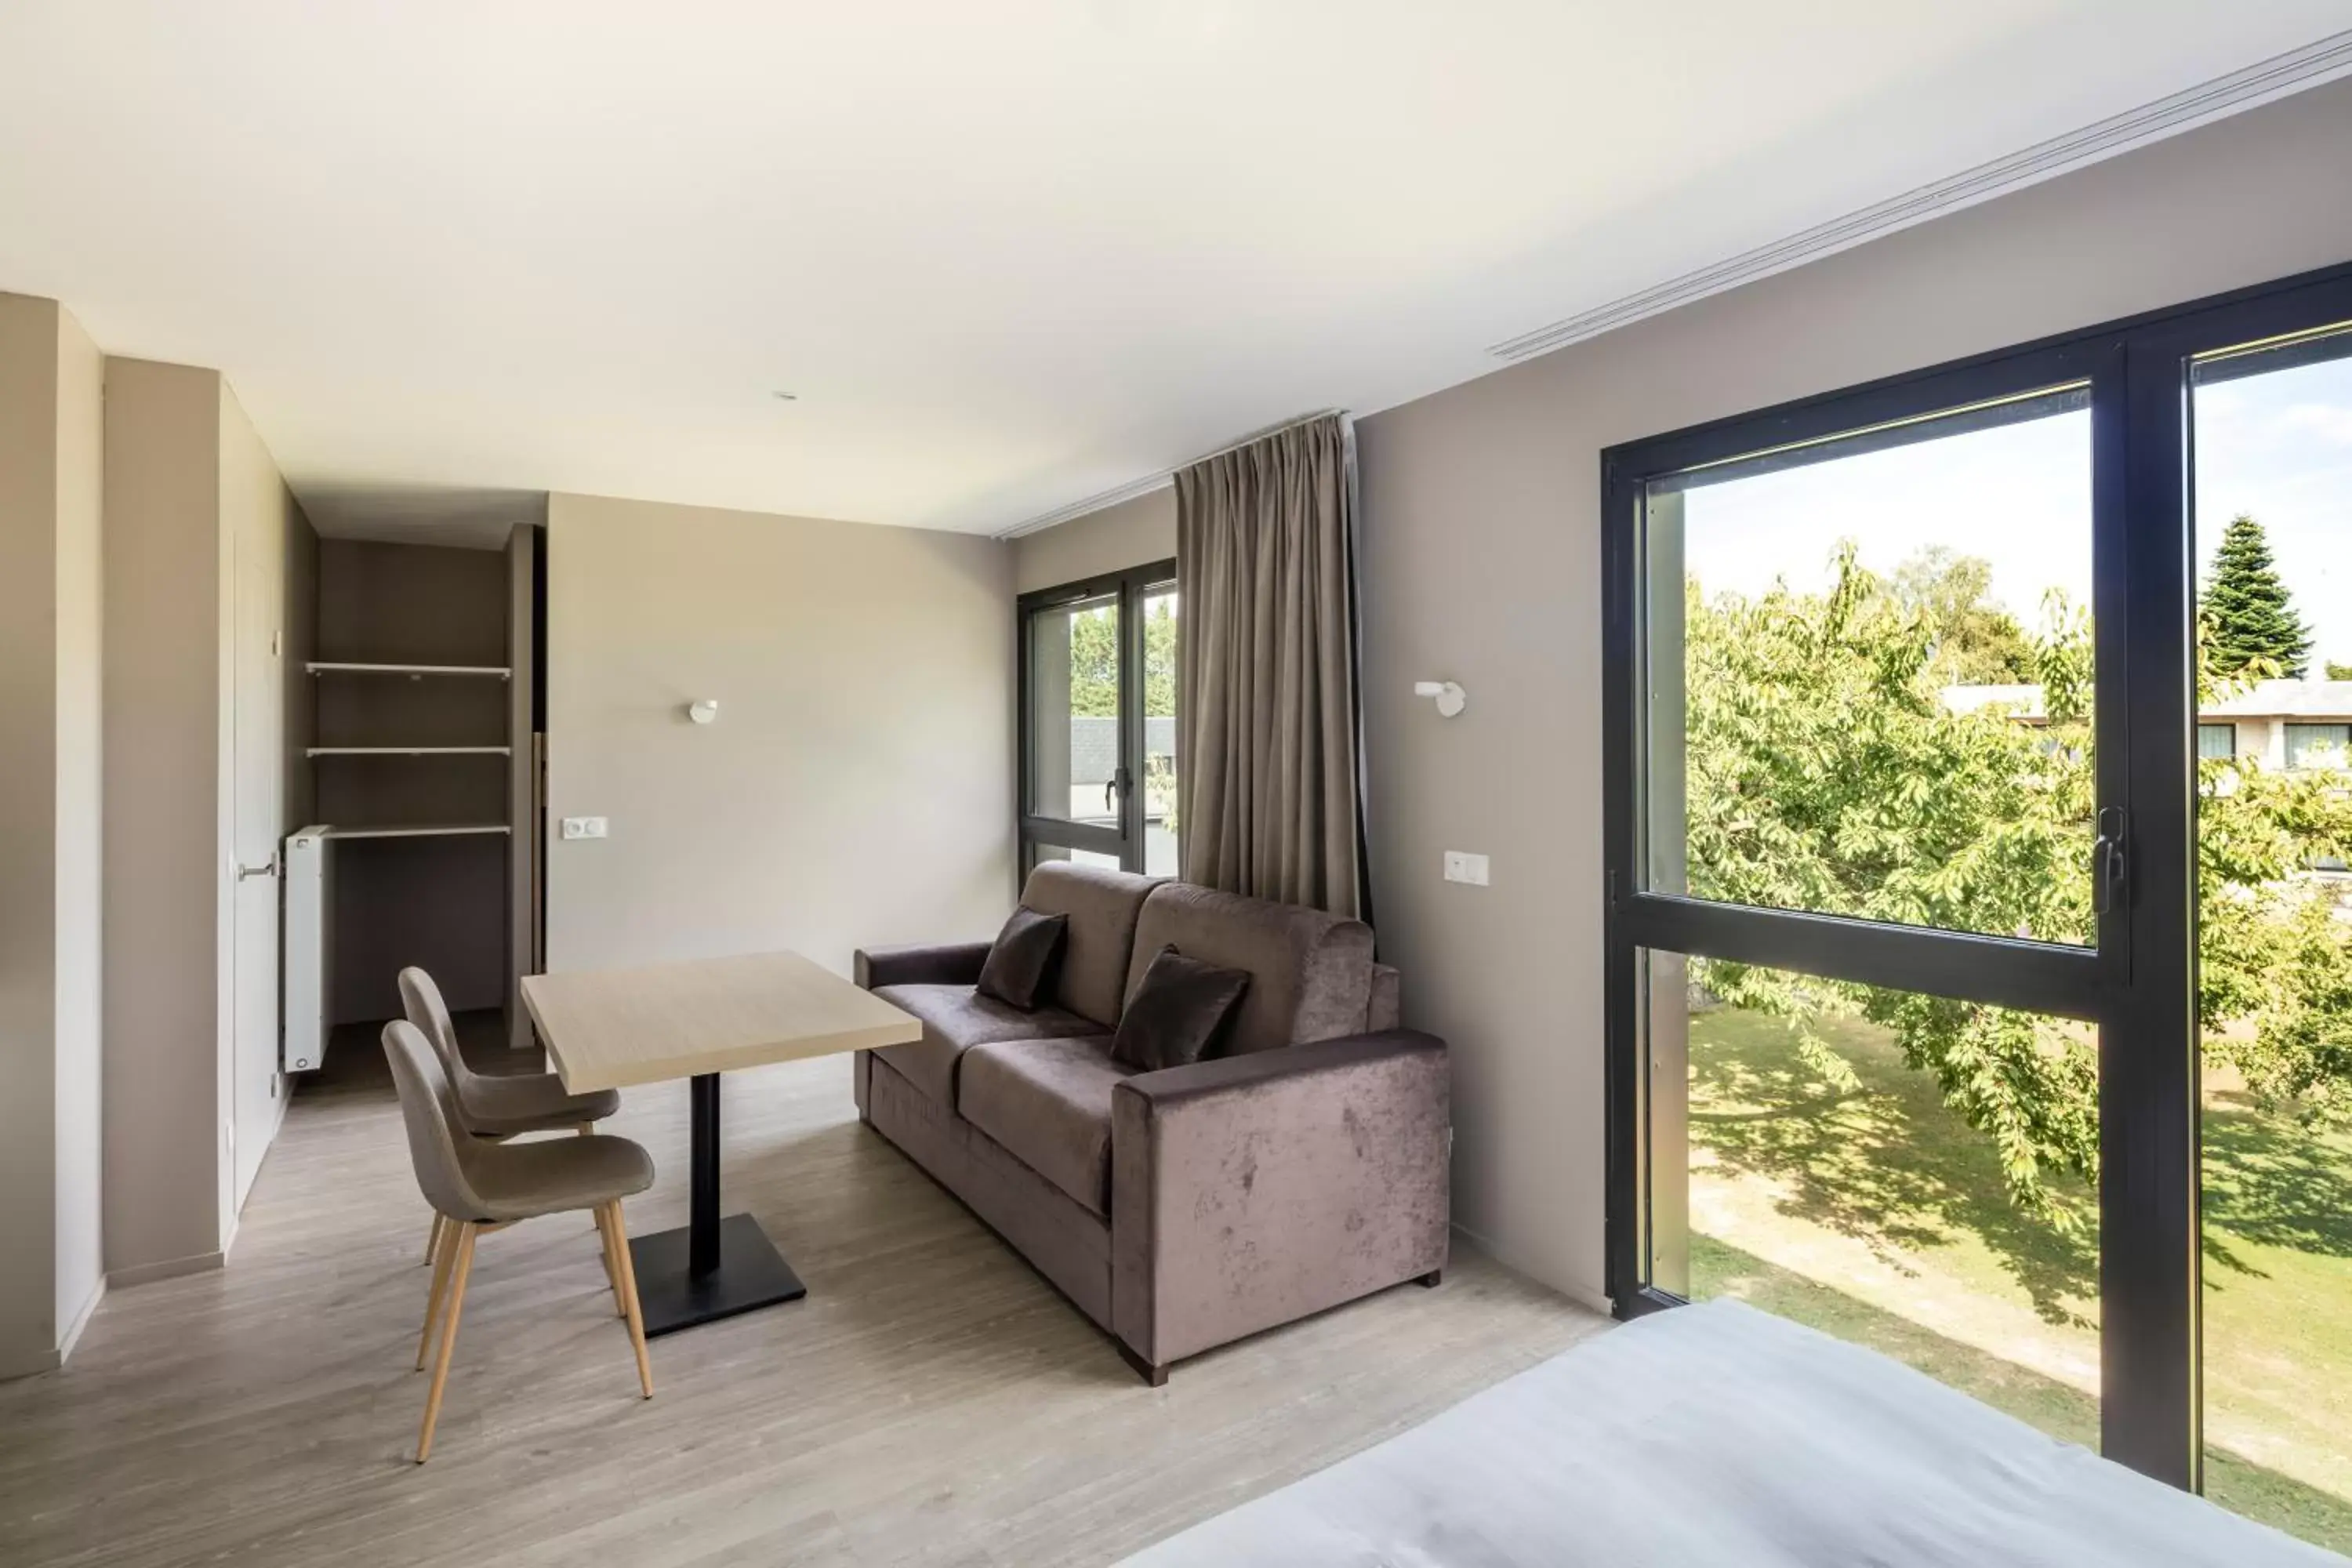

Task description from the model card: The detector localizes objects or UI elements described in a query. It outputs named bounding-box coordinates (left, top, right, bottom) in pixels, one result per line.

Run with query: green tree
left=1685, top=547, right=2352, bottom=1225
left=2325, top=661, right=2352, bottom=681
left=1064, top=601, right=1179, bottom=718
left=1887, top=546, right=2038, bottom=684
left=1066, top=606, right=1119, bottom=716
left=2202, top=514, right=2312, bottom=679
left=1143, top=596, right=1178, bottom=718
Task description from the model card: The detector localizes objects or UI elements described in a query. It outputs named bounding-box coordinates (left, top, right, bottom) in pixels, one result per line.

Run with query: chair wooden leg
left=416, top=1222, right=477, bottom=1463
left=424, top=1210, right=444, bottom=1266
left=605, top=1201, right=653, bottom=1399
left=593, top=1203, right=628, bottom=1317
left=416, top=1217, right=458, bottom=1370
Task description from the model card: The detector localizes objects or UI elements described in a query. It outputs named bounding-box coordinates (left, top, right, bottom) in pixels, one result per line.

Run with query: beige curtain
left=1174, top=414, right=1368, bottom=918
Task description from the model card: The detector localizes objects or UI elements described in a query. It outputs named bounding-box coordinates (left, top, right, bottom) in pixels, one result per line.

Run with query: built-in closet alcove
left=289, top=523, right=543, bottom=1067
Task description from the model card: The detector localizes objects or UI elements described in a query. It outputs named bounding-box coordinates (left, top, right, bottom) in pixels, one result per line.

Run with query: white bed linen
left=1120, top=1299, right=2343, bottom=1567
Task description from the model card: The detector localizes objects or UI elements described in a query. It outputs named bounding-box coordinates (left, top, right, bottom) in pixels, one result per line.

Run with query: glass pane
left=2190, top=321, right=2352, bottom=1552
left=1644, top=387, right=2096, bottom=944
left=2285, top=723, right=2351, bottom=771
left=2200, top=723, right=2240, bottom=760
left=1642, top=948, right=2100, bottom=1449
left=1143, top=583, right=1179, bottom=877
left=1025, top=593, right=1120, bottom=828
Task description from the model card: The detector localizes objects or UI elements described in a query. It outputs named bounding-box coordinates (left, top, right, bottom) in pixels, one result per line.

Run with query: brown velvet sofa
left=852, top=862, right=1450, bottom=1384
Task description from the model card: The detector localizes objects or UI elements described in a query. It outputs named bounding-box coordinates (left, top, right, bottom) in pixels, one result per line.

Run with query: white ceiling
left=2, top=3, right=2348, bottom=539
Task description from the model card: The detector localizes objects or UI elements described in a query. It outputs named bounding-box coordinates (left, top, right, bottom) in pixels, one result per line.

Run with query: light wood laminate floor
left=1, top=1022, right=1606, bottom=1567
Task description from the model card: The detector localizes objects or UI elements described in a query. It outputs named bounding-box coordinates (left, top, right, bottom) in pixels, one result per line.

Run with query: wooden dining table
left=520, top=950, right=920, bottom=1336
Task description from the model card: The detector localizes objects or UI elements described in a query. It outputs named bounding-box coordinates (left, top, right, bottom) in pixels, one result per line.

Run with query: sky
left=1679, top=350, right=2352, bottom=667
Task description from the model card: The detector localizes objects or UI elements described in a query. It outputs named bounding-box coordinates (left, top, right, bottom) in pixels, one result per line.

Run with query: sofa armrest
left=855, top=941, right=991, bottom=991
left=1110, top=1029, right=1450, bottom=1369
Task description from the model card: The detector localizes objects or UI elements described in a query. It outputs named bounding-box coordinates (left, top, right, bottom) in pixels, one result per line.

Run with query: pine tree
left=2201, top=513, right=2311, bottom=679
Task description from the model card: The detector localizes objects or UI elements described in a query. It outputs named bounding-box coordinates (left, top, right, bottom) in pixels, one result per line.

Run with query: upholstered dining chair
left=398, top=966, right=621, bottom=1264
left=383, top=1018, right=655, bottom=1462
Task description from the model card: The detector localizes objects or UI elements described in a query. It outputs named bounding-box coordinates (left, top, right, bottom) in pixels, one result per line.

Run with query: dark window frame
left=1017, top=558, right=1178, bottom=877
left=1602, top=256, right=2352, bottom=1495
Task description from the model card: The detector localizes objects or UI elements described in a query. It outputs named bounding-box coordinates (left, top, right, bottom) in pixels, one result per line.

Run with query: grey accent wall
left=545, top=492, right=1015, bottom=976
left=312, top=537, right=511, bottom=1023
left=1352, top=77, right=2352, bottom=1310
left=0, top=293, right=106, bottom=1376
left=1014, top=487, right=1175, bottom=592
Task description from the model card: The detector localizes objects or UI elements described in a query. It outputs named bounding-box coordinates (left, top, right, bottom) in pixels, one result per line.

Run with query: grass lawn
left=1686, top=1001, right=2352, bottom=1555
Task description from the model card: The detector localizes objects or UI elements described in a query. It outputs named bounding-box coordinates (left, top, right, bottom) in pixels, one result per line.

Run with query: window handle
left=2092, top=807, right=2127, bottom=916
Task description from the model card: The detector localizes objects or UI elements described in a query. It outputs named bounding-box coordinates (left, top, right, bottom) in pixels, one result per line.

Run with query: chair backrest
left=399, top=965, right=479, bottom=1101
left=382, top=1018, right=490, bottom=1222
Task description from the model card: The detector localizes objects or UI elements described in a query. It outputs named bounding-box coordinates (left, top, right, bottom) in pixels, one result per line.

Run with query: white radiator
left=282, top=826, right=333, bottom=1072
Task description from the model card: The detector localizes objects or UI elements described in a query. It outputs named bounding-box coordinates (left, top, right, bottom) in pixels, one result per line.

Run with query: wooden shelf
left=306, top=746, right=512, bottom=757
left=323, top=823, right=510, bottom=840
left=307, top=662, right=511, bottom=679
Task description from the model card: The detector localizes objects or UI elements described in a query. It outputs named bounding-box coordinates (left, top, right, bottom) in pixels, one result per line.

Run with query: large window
left=1019, top=560, right=1178, bottom=877
left=1606, top=260, right=2352, bottom=1550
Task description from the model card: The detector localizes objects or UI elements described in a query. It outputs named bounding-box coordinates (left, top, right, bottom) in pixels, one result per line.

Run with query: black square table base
left=626, top=1213, right=807, bottom=1338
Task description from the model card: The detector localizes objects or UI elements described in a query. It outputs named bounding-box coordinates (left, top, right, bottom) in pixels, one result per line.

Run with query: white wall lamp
left=1414, top=681, right=1467, bottom=719
left=687, top=699, right=721, bottom=725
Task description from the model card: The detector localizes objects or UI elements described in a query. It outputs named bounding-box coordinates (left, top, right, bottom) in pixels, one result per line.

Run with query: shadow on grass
left=1694, top=1232, right=2352, bottom=1555
left=1691, top=1007, right=2352, bottom=1322
left=1690, top=1007, right=2097, bottom=1324
left=2203, top=1087, right=2352, bottom=1283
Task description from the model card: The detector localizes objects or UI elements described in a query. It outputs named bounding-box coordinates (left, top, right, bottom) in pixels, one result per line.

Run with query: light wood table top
left=522, top=950, right=921, bottom=1094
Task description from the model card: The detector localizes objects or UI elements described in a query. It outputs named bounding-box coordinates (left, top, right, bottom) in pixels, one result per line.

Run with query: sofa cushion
left=1019, top=861, right=1160, bottom=1028
left=869, top=983, right=1098, bottom=1108
left=1110, top=946, right=1251, bottom=1072
left=975, top=906, right=1068, bottom=1011
left=958, top=1036, right=1134, bottom=1217
left=1123, top=883, right=1375, bottom=1056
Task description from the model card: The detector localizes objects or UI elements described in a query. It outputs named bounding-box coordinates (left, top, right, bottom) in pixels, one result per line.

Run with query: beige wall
left=100, top=359, right=314, bottom=1282
left=52, top=307, right=103, bottom=1355
left=545, top=493, right=1016, bottom=978
left=1014, top=487, right=1175, bottom=592
left=0, top=293, right=106, bottom=1375
left=103, top=358, right=229, bottom=1281
left=1352, top=77, right=2352, bottom=1310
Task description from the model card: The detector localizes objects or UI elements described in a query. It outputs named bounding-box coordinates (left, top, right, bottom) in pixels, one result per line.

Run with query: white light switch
left=561, top=816, right=609, bottom=840
left=1443, top=851, right=1490, bottom=886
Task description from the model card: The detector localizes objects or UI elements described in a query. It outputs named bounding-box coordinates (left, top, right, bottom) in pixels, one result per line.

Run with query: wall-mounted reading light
left=1414, top=681, right=1467, bottom=719
left=687, top=699, right=720, bottom=725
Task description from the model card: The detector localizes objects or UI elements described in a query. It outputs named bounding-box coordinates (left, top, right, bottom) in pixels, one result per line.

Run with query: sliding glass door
left=1606, top=260, right=2352, bottom=1547
left=1018, top=560, right=1179, bottom=876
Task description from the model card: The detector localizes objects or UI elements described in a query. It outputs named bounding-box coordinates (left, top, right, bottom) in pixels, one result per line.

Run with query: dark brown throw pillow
left=1111, top=945, right=1251, bottom=1073
left=975, top=906, right=1069, bottom=1011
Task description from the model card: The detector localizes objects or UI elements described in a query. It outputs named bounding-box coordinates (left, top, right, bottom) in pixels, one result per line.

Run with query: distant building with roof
left=1942, top=678, right=2352, bottom=771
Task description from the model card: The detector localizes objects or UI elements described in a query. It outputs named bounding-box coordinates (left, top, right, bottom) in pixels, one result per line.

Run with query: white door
left=227, top=434, right=287, bottom=1211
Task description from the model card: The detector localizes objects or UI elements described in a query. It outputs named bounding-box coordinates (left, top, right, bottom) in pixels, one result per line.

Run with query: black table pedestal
left=624, top=1072, right=808, bottom=1337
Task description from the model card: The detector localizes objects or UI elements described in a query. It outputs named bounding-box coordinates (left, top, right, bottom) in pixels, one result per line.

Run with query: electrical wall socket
left=560, top=816, right=609, bottom=840
left=1443, top=851, right=1490, bottom=886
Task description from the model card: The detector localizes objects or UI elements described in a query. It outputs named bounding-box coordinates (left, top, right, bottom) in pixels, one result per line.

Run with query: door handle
left=2091, top=808, right=2127, bottom=916
left=238, top=855, right=279, bottom=881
